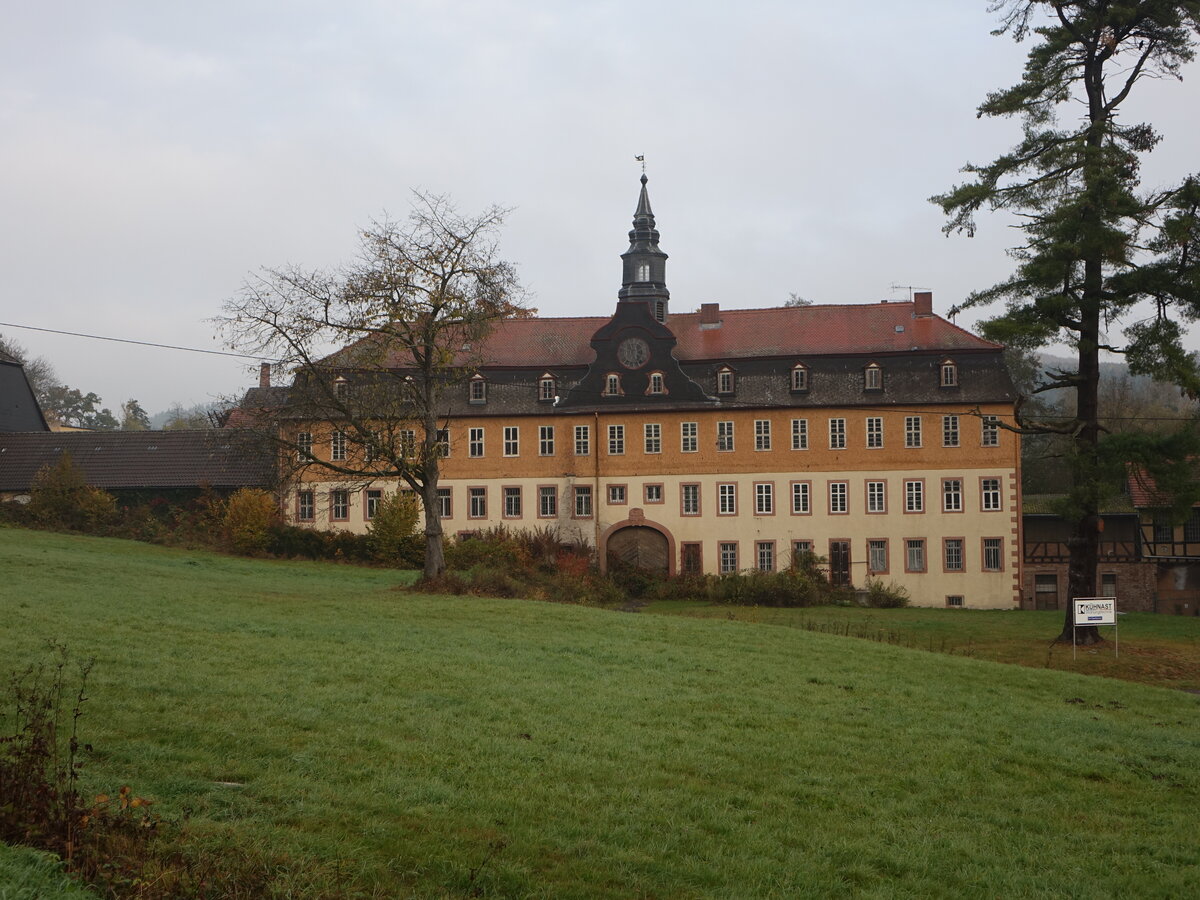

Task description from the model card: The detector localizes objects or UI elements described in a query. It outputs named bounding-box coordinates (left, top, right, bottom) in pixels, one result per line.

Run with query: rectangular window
left=943, top=415, right=960, bottom=448
left=942, top=363, right=958, bottom=387
left=1101, top=573, right=1117, bottom=597
left=865, top=365, right=882, bottom=390
left=717, top=421, right=734, bottom=452
left=718, top=483, right=737, bottom=515
left=331, top=489, right=349, bottom=520
left=469, top=427, right=485, bottom=458
left=829, top=481, right=848, bottom=514
left=468, top=487, right=487, bottom=519
left=503, top=426, right=519, bottom=457
left=829, top=418, right=846, bottom=449
left=540, top=377, right=556, bottom=401
left=296, top=431, right=313, bottom=461
left=754, top=482, right=774, bottom=515
left=331, top=430, right=347, bottom=461
left=866, top=480, right=886, bottom=513
left=608, top=425, right=625, bottom=455
left=297, top=490, right=314, bottom=521
left=1185, top=509, right=1200, bottom=542
left=681, top=421, right=698, bottom=453
left=791, top=418, right=809, bottom=450
left=437, top=487, right=451, bottom=519
left=469, top=378, right=486, bottom=403
left=946, top=595, right=964, bottom=608
left=538, top=486, right=558, bottom=518
left=981, top=478, right=1002, bottom=511
left=944, top=538, right=964, bottom=572
left=905, top=480, right=924, bottom=513
left=644, top=484, right=663, bottom=504
left=791, top=481, right=811, bottom=515
left=719, top=542, right=739, bottom=574
left=755, top=419, right=772, bottom=451
left=982, top=416, right=999, bottom=447
left=943, top=479, right=963, bottom=512
left=866, top=417, right=883, bottom=448
left=573, top=485, right=593, bottom=518
left=905, top=539, right=926, bottom=573
left=868, top=539, right=888, bottom=574
left=681, top=483, right=701, bottom=516
left=539, top=425, right=555, bottom=456
left=756, top=541, right=775, bottom=572
left=435, top=428, right=450, bottom=458
left=983, top=538, right=1002, bottom=572
left=365, top=489, right=383, bottom=520
left=681, top=543, right=702, bottom=575
left=791, top=366, right=808, bottom=391
left=399, top=429, right=416, bottom=458
left=574, top=425, right=590, bottom=456
left=503, top=486, right=522, bottom=518
left=717, top=370, right=734, bottom=394
left=644, top=423, right=662, bottom=454
left=905, top=416, right=922, bottom=448
left=608, top=484, right=627, bottom=505
left=791, top=540, right=813, bottom=566
left=1154, top=514, right=1173, bottom=543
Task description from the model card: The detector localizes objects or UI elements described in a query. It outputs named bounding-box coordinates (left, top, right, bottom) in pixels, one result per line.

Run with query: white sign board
left=1073, top=598, right=1116, bottom=626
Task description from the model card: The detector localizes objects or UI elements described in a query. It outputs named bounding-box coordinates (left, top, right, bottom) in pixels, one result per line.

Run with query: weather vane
left=635, top=154, right=646, bottom=174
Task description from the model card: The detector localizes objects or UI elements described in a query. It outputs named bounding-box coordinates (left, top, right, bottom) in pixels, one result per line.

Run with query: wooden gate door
left=607, top=526, right=669, bottom=575
left=829, top=540, right=851, bottom=587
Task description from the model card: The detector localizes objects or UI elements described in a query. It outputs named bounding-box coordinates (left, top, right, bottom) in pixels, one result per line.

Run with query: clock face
left=617, top=337, right=651, bottom=370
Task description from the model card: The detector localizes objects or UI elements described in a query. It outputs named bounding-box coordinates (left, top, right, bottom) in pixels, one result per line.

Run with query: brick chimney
left=259, top=362, right=271, bottom=388
left=913, top=291, right=933, bottom=317
left=700, top=302, right=720, bottom=326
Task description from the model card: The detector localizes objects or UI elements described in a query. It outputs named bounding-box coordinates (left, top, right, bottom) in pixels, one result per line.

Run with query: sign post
left=1072, top=597, right=1118, bottom=660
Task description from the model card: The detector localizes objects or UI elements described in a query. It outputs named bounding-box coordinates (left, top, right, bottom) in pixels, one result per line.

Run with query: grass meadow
left=2, top=526, right=1199, bottom=898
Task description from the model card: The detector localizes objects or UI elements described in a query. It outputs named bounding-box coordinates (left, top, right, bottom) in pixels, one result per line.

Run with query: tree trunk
left=419, top=475, right=445, bottom=580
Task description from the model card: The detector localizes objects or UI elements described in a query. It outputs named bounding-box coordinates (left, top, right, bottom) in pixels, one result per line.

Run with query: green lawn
left=2, top=526, right=1199, bottom=898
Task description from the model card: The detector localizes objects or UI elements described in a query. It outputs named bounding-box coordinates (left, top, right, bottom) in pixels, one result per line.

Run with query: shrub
left=367, top=491, right=421, bottom=565
left=27, top=454, right=117, bottom=533
left=863, top=578, right=911, bottom=608
left=221, top=488, right=279, bottom=555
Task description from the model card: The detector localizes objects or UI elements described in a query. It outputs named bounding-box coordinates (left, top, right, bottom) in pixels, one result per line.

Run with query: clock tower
left=618, top=174, right=670, bottom=322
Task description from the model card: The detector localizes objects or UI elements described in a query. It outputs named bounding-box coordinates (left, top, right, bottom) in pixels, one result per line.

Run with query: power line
left=0, top=321, right=269, bottom=361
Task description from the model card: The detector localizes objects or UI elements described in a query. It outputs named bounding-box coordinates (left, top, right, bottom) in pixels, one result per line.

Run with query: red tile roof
left=384, top=301, right=1000, bottom=369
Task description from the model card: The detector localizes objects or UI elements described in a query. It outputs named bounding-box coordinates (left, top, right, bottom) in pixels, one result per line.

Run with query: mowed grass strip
left=645, top=601, right=1200, bottom=692
left=2, top=527, right=1198, bottom=898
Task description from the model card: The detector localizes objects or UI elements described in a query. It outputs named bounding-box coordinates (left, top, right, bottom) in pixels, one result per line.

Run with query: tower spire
left=618, top=172, right=670, bottom=321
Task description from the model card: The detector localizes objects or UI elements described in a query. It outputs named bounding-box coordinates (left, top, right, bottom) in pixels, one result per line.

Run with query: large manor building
left=262, top=176, right=1021, bottom=608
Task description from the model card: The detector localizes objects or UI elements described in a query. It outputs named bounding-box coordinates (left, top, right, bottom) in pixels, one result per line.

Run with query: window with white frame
left=331, top=430, right=347, bottom=461
left=905, top=416, right=922, bottom=448
left=981, top=478, right=1002, bottom=511
left=644, top=423, right=662, bottom=454
left=365, top=489, right=383, bottom=520
left=982, top=416, right=1000, bottom=447
left=681, top=483, right=700, bottom=515
left=717, top=367, right=734, bottom=394
left=503, top=486, right=522, bottom=518
left=573, top=485, right=592, bottom=517
left=829, top=482, right=848, bottom=514
left=297, top=490, right=314, bottom=521
left=435, top=428, right=450, bottom=457
left=539, top=425, right=555, bottom=456
left=469, top=377, right=486, bottom=403
left=469, top=427, right=485, bottom=458
left=791, top=418, right=808, bottom=450
left=399, top=429, right=416, bottom=458
left=636, top=262, right=650, bottom=282
left=983, top=538, right=1002, bottom=571
left=866, top=417, right=883, bottom=449
left=608, top=424, right=625, bottom=455
left=718, top=483, right=737, bottom=515
left=437, top=488, right=451, bottom=519
left=792, top=482, right=811, bottom=514
left=829, top=418, right=846, bottom=450
left=943, top=415, right=960, bottom=447
left=648, top=372, right=665, bottom=394
left=574, top=425, right=590, bottom=456
left=503, top=426, right=519, bottom=456
left=941, top=360, right=958, bottom=387
left=943, top=479, right=963, bottom=512
left=608, top=484, right=627, bottom=504
left=756, top=542, right=775, bottom=572
left=868, top=539, right=888, bottom=573
left=944, top=539, right=964, bottom=571
left=864, top=363, right=882, bottom=390
left=755, top=483, right=774, bottom=515
left=605, top=374, right=621, bottom=396
left=791, top=364, right=809, bottom=391
left=906, top=539, right=926, bottom=572
left=469, top=487, right=487, bottom=518
left=755, top=419, right=772, bottom=451
left=296, top=431, right=313, bottom=461
left=538, top=486, right=557, bottom=517
left=539, top=375, right=556, bottom=401
left=717, top=420, right=734, bottom=452
left=644, top=484, right=663, bottom=503
left=681, top=421, right=698, bottom=453
left=905, top=480, right=924, bottom=512
left=791, top=540, right=813, bottom=566
left=331, top=489, right=349, bottom=520
left=719, top=542, right=738, bottom=574
left=867, top=481, right=886, bottom=513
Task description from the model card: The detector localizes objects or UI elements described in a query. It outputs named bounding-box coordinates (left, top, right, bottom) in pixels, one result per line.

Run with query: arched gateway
left=602, top=512, right=674, bottom=576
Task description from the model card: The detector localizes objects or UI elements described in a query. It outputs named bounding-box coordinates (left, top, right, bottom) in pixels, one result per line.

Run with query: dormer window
left=716, top=366, right=735, bottom=395
left=941, top=360, right=958, bottom=387
left=647, top=372, right=665, bottom=395
left=539, top=373, right=556, bottom=402
left=469, top=375, right=487, bottom=404
left=791, top=364, right=809, bottom=392
left=636, top=263, right=650, bottom=282
left=864, top=363, right=882, bottom=391
left=605, top=373, right=622, bottom=396
left=334, top=376, right=348, bottom=399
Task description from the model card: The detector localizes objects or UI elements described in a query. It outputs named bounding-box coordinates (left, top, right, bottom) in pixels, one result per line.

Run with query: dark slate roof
left=0, top=356, right=50, bottom=432
left=0, top=430, right=274, bottom=492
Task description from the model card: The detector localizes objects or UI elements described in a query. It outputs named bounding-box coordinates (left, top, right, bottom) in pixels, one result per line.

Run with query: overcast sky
left=2, top=1, right=1198, bottom=415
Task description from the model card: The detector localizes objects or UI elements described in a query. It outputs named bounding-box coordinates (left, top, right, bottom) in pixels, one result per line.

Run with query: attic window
left=604, top=374, right=622, bottom=397
left=716, top=366, right=735, bottom=395
left=791, top=364, right=809, bottom=392
left=647, top=372, right=665, bottom=395
left=864, top=363, right=882, bottom=391
left=940, top=360, right=958, bottom=387
left=539, top=374, right=556, bottom=402
left=469, top=376, right=487, bottom=404
left=334, top=377, right=349, bottom=399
